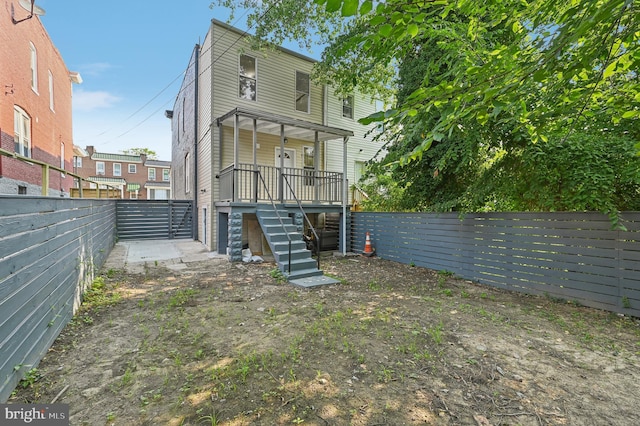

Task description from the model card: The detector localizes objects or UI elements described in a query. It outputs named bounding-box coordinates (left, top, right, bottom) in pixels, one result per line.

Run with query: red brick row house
left=0, top=0, right=81, bottom=196
left=73, top=146, right=171, bottom=200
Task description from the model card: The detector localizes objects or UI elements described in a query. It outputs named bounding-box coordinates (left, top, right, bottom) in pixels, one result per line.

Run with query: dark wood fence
left=351, top=212, right=640, bottom=317
left=0, top=197, right=116, bottom=402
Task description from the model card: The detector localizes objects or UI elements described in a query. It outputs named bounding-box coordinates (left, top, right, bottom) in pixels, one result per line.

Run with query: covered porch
left=216, top=107, right=353, bottom=205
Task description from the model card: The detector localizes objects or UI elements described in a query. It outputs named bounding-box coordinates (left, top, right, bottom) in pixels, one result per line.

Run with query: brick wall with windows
left=74, top=146, right=171, bottom=200
left=0, top=5, right=79, bottom=195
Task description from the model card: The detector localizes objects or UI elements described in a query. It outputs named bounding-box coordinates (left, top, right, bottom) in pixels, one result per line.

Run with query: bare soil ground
left=9, top=255, right=640, bottom=425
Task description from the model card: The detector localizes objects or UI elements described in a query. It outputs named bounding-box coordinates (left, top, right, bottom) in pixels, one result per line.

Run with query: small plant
left=409, top=261, right=415, bottom=267
left=368, top=280, right=381, bottom=291
left=106, top=412, right=116, bottom=423
left=19, top=368, right=40, bottom=389
left=622, top=296, right=631, bottom=309
left=269, top=268, right=287, bottom=284
left=198, top=411, right=222, bottom=426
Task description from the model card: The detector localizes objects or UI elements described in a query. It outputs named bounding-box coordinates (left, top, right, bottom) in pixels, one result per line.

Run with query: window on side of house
left=163, top=169, right=170, bottom=181
left=73, top=156, right=82, bottom=168
left=130, top=190, right=138, bottom=199
left=148, top=168, right=156, bottom=181
left=96, top=162, right=105, bottom=175
left=14, top=106, right=31, bottom=158
left=295, top=71, right=310, bottom=113
left=342, top=95, right=354, bottom=119
left=185, top=153, right=191, bottom=193
left=60, top=142, right=65, bottom=173
left=239, top=54, right=257, bottom=101
left=303, top=146, right=315, bottom=186
left=128, top=164, right=136, bottom=174
left=113, top=163, right=122, bottom=176
left=48, top=70, right=54, bottom=111
left=30, top=42, right=38, bottom=93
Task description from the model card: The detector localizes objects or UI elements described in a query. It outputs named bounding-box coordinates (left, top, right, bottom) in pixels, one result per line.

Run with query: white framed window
left=30, top=42, right=38, bottom=93
left=303, top=146, right=315, bottom=186
left=185, top=153, right=190, bottom=193
left=163, top=169, right=170, bottom=181
left=295, top=71, right=310, bottom=113
left=96, top=162, right=105, bottom=175
left=73, top=157, right=82, bottom=168
left=128, top=164, right=136, bottom=173
left=342, top=95, right=354, bottom=119
left=113, top=163, right=122, bottom=176
left=148, top=168, right=156, bottom=181
left=14, top=106, right=31, bottom=158
left=239, top=54, right=257, bottom=101
left=48, top=71, right=55, bottom=111
left=60, top=142, right=65, bottom=171
left=129, top=191, right=138, bottom=199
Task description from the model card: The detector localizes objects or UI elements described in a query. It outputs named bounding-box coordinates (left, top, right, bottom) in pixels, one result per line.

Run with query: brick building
left=0, top=1, right=81, bottom=196
left=74, top=146, right=171, bottom=200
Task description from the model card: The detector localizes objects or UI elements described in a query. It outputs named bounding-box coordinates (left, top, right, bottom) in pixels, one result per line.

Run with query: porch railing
left=218, top=163, right=344, bottom=204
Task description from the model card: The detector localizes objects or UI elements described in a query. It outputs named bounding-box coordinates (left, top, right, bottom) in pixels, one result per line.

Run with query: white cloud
left=79, top=62, right=116, bottom=77
left=73, top=90, right=122, bottom=111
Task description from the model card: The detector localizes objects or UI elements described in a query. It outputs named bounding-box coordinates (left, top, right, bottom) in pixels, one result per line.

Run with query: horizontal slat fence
left=0, top=196, right=117, bottom=402
left=116, top=200, right=193, bottom=240
left=352, top=212, right=640, bottom=317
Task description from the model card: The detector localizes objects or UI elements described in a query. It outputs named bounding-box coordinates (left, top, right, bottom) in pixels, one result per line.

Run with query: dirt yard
left=9, top=253, right=640, bottom=425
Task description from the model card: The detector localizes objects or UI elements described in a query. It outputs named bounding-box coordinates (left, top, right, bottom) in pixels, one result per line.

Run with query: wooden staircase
left=256, top=205, right=339, bottom=287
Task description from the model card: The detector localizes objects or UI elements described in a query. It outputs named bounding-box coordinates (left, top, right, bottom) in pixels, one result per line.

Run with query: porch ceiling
left=216, top=107, right=353, bottom=142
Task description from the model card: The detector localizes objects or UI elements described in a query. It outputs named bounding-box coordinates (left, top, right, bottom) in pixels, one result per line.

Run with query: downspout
left=193, top=44, right=200, bottom=241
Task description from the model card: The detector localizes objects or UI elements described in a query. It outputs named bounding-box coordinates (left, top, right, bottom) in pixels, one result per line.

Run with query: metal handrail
left=255, top=171, right=293, bottom=273
left=282, top=174, right=321, bottom=271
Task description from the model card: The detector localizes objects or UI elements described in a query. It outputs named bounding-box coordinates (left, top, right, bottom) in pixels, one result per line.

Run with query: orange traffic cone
left=363, top=232, right=375, bottom=257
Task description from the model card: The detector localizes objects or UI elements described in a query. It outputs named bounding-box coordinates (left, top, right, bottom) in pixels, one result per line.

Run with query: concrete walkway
left=103, top=239, right=226, bottom=273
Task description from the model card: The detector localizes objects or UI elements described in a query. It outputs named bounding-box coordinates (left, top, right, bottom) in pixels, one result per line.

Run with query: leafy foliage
left=212, top=0, right=640, bottom=217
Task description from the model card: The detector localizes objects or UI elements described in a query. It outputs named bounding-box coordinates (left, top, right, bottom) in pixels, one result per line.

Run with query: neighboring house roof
left=217, top=107, right=354, bottom=142
left=145, top=181, right=170, bottom=188
left=92, top=153, right=142, bottom=162
left=89, top=176, right=126, bottom=185
left=145, top=160, right=171, bottom=167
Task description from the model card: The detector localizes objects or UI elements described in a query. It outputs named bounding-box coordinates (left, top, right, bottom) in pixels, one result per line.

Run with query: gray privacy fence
left=0, top=197, right=116, bottom=402
left=116, top=200, right=193, bottom=240
left=351, top=212, right=640, bottom=317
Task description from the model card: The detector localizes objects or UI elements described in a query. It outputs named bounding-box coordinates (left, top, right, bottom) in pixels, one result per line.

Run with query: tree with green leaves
left=212, top=0, right=640, bottom=219
left=121, top=148, right=158, bottom=160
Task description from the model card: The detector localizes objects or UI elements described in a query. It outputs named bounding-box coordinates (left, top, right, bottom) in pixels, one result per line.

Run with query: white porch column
left=279, top=125, right=285, bottom=203
left=253, top=118, right=258, bottom=202
left=233, top=114, right=239, bottom=201
left=342, top=136, right=349, bottom=255
left=314, top=131, right=319, bottom=203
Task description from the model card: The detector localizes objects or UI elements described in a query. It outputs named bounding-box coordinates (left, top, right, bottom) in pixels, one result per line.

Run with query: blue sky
left=36, top=0, right=321, bottom=161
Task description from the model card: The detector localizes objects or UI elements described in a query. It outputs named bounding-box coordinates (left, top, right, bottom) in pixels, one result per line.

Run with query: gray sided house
left=169, top=19, right=382, bottom=284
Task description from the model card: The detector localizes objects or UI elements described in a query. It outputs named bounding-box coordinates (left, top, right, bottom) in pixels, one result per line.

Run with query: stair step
left=285, top=267, right=324, bottom=280
left=262, top=224, right=298, bottom=234
left=268, top=232, right=303, bottom=243
left=282, top=258, right=318, bottom=272
left=289, top=275, right=341, bottom=288
left=273, top=248, right=311, bottom=262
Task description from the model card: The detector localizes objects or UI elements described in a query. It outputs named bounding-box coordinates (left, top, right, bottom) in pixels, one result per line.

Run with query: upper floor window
left=113, top=163, right=122, bottom=177
left=29, top=42, right=38, bottom=93
left=148, top=168, right=156, bottom=181
left=342, top=96, right=354, bottom=119
left=239, top=54, right=257, bottom=101
left=48, top=71, right=55, bottom=111
left=185, top=153, right=191, bottom=193
left=14, top=106, right=31, bottom=158
left=73, top=157, right=83, bottom=168
left=295, top=71, right=310, bottom=113
left=128, top=164, right=137, bottom=173
left=60, top=142, right=65, bottom=171
left=163, top=169, right=170, bottom=181
left=96, top=162, right=105, bottom=175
